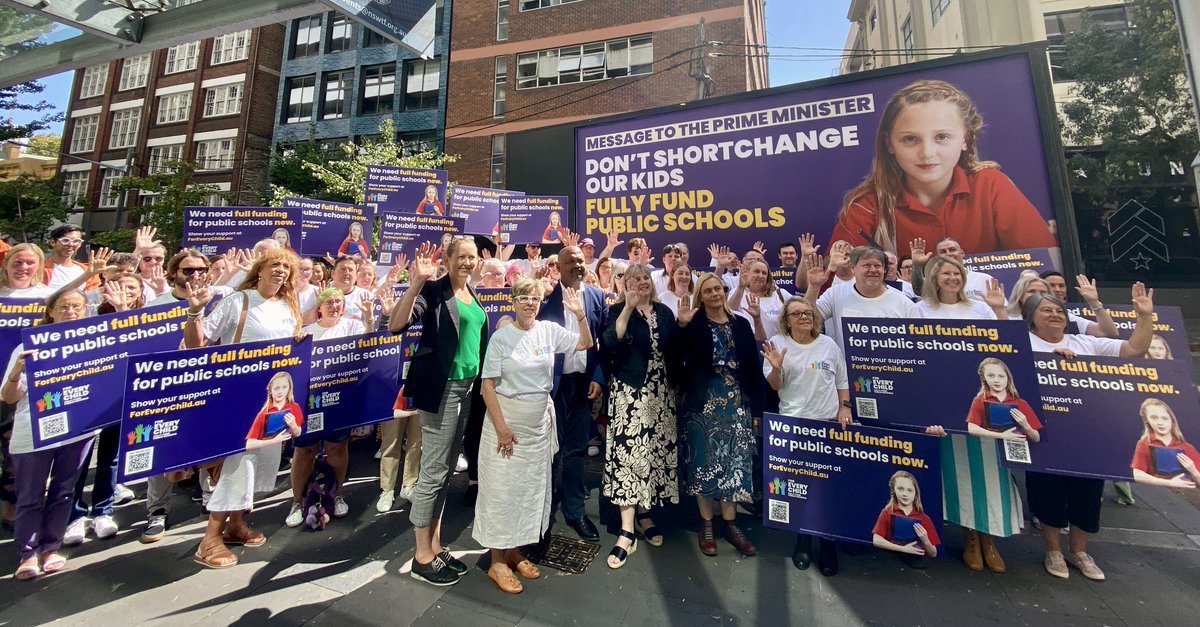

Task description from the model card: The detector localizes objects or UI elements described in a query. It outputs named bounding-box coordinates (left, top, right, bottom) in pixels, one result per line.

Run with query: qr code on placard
left=768, top=499, right=790, bottom=524
left=379, top=252, right=392, bottom=265
left=307, top=412, right=324, bottom=434
left=1004, top=439, right=1031, bottom=464
left=855, top=397, right=878, bottom=420
left=37, top=412, right=69, bottom=441
left=124, top=448, right=154, bottom=476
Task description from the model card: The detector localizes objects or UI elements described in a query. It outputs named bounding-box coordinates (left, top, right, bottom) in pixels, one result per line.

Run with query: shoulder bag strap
left=232, top=291, right=250, bottom=344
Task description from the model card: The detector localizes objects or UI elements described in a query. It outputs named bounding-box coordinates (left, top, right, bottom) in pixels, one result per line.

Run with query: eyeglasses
left=513, top=295, right=543, bottom=304
left=786, top=311, right=815, bottom=319
left=142, top=256, right=165, bottom=263
left=56, top=237, right=83, bottom=246
left=52, top=302, right=86, bottom=314
left=179, top=267, right=208, bottom=277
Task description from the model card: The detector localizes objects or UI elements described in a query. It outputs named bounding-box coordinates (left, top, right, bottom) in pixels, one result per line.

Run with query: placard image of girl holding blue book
left=1130, top=399, right=1200, bottom=489
left=965, top=358, right=1041, bottom=442
left=871, top=471, right=940, bottom=558
left=245, top=372, right=305, bottom=449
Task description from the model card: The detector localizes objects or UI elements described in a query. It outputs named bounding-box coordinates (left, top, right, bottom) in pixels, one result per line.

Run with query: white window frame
left=490, top=134, right=505, bottom=188
left=165, top=41, right=201, bottom=74
left=203, top=192, right=230, bottom=207
left=148, top=144, right=185, bottom=174
left=403, top=58, right=440, bottom=110
left=79, top=64, right=108, bottom=98
left=119, top=54, right=151, bottom=90
left=156, top=92, right=193, bottom=124
left=517, top=35, right=651, bottom=89
left=902, top=17, right=914, bottom=62
left=69, top=115, right=99, bottom=153
left=98, top=169, right=124, bottom=208
left=61, top=171, right=89, bottom=207
left=203, top=83, right=243, bottom=117
left=493, top=56, right=507, bottom=119
left=211, top=30, right=251, bottom=65
left=195, top=138, right=237, bottom=171
left=109, top=108, right=142, bottom=149
left=497, top=0, right=509, bottom=41
left=519, top=0, right=583, bottom=11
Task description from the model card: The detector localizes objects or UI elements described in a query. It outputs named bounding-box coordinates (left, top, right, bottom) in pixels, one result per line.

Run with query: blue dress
left=682, top=320, right=754, bottom=502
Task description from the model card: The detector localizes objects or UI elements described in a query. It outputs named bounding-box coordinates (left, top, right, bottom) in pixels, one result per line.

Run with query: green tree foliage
left=98, top=160, right=223, bottom=251
left=1059, top=0, right=1199, bottom=199
left=0, top=8, right=62, bottom=143
left=26, top=134, right=61, bottom=158
left=0, top=174, right=70, bottom=243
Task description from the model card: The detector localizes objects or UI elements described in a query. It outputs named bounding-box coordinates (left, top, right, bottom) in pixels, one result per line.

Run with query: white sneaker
left=1067, top=551, right=1106, bottom=581
left=455, top=454, right=469, bottom=473
left=398, top=486, right=415, bottom=502
left=92, top=515, right=118, bottom=539
left=112, top=483, right=135, bottom=506
left=285, top=503, right=304, bottom=528
left=376, top=491, right=395, bottom=513
left=333, top=496, right=349, bottom=518
left=64, top=517, right=89, bottom=546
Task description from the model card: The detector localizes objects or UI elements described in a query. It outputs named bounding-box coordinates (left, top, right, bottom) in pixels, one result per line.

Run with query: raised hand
left=410, top=242, right=438, bottom=283
left=752, top=240, right=766, bottom=255
left=799, top=233, right=820, bottom=257
left=393, top=252, right=409, bottom=272
left=746, top=293, right=762, bottom=319
left=236, top=249, right=254, bottom=272
left=377, top=289, right=397, bottom=313
left=562, top=286, right=584, bottom=317
left=1075, top=274, right=1101, bottom=306
left=983, top=278, right=1006, bottom=310
left=147, top=264, right=168, bottom=293
left=101, top=280, right=129, bottom=312
left=1131, top=281, right=1154, bottom=316
left=677, top=306, right=699, bottom=327
left=760, top=340, right=787, bottom=371
left=184, top=275, right=214, bottom=312
left=603, top=226, right=624, bottom=251
left=908, top=238, right=929, bottom=266
left=88, top=247, right=114, bottom=273
left=362, top=303, right=376, bottom=332
left=805, top=253, right=829, bottom=288
left=828, top=241, right=851, bottom=272
left=562, top=230, right=580, bottom=248
left=134, top=225, right=160, bottom=252
left=707, top=242, right=721, bottom=262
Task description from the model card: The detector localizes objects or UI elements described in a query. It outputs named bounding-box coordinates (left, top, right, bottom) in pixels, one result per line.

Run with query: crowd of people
left=0, top=219, right=1166, bottom=594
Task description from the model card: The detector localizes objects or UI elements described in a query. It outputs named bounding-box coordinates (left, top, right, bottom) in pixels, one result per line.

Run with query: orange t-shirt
left=831, top=166, right=1057, bottom=255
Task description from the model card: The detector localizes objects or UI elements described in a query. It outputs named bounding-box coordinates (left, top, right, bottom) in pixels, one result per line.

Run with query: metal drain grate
left=527, top=533, right=600, bottom=574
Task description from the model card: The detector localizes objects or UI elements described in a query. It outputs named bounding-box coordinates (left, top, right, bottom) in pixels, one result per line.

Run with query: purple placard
left=962, top=247, right=1057, bottom=294
left=0, top=298, right=45, bottom=369
left=117, top=337, right=311, bottom=481
left=474, top=287, right=516, bottom=331
left=283, top=196, right=374, bottom=259
left=23, top=303, right=190, bottom=449
left=575, top=53, right=1061, bottom=260
left=307, top=332, right=402, bottom=434
left=499, top=195, right=570, bottom=245
left=842, top=317, right=1042, bottom=436
left=376, top=212, right=465, bottom=266
left=1009, top=354, right=1200, bottom=484
left=365, top=165, right=448, bottom=216
left=1063, top=304, right=1188, bottom=359
left=771, top=267, right=798, bottom=295
left=763, top=414, right=944, bottom=554
left=449, top=185, right=525, bottom=236
left=182, top=206, right=300, bottom=256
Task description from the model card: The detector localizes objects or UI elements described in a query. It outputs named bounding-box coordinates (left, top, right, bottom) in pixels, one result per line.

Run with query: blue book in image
left=263, top=410, right=291, bottom=439
left=1151, top=445, right=1184, bottom=477
left=985, top=401, right=1017, bottom=431
left=891, top=514, right=920, bottom=543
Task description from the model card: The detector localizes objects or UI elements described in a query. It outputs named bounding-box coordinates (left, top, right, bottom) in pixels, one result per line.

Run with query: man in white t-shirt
left=806, top=246, right=918, bottom=349
left=44, top=225, right=99, bottom=291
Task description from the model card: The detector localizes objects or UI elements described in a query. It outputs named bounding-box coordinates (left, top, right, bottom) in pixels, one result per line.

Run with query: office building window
left=404, top=59, right=439, bottom=110
left=148, top=144, right=185, bottom=174
left=902, top=17, right=914, bottom=62
left=1044, top=6, right=1129, bottom=82
left=292, top=15, right=322, bottom=58
left=517, top=35, right=651, bottom=88
left=140, top=193, right=161, bottom=207
left=99, top=169, right=124, bottom=208
left=284, top=75, right=316, bottom=123
left=165, top=41, right=201, bottom=74
left=490, top=135, right=505, bottom=188
left=399, top=131, right=437, bottom=156
left=321, top=70, right=353, bottom=120
left=196, top=138, right=237, bottom=171
left=520, top=0, right=582, bottom=10
left=497, top=0, right=509, bottom=40
left=364, top=28, right=387, bottom=47
left=870, top=10, right=877, bottom=31
left=156, top=92, right=192, bottom=124
left=493, top=57, right=507, bottom=119
left=109, top=108, right=142, bottom=149
left=327, top=14, right=352, bottom=52
left=119, top=54, right=151, bottom=90
left=79, top=64, right=108, bottom=98
left=361, top=63, right=395, bottom=115
left=61, top=171, right=89, bottom=207
left=69, top=115, right=99, bottom=153
left=204, top=83, right=243, bottom=117
left=212, top=29, right=251, bottom=65
left=203, top=193, right=230, bottom=207
left=929, top=0, right=951, bottom=26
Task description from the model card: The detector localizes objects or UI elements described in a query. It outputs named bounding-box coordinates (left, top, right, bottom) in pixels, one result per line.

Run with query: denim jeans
left=69, top=426, right=119, bottom=521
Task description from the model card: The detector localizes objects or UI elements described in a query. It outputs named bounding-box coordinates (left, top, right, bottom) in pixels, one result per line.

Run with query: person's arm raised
left=389, top=242, right=437, bottom=334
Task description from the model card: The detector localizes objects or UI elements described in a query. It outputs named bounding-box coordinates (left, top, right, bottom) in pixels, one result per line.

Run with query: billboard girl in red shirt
left=872, top=470, right=940, bottom=558
left=415, top=184, right=445, bottom=216
left=965, top=358, right=1042, bottom=442
left=1130, top=399, right=1200, bottom=489
left=832, top=80, right=1056, bottom=255
left=245, top=372, right=304, bottom=446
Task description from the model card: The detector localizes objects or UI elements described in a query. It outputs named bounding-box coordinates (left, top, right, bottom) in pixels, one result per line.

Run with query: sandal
left=15, top=560, right=39, bottom=581
left=636, top=512, right=663, bottom=547
left=488, top=565, right=523, bottom=594
left=222, top=526, right=266, bottom=547
left=194, top=539, right=239, bottom=569
left=607, top=529, right=638, bottom=569
left=40, top=552, right=67, bottom=574
left=506, top=551, right=540, bottom=579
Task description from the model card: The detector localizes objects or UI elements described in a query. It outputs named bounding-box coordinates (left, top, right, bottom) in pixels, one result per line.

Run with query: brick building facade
left=445, top=0, right=768, bottom=188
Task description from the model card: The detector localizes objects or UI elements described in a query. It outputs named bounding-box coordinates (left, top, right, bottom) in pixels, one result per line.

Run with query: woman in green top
left=390, top=237, right=489, bottom=587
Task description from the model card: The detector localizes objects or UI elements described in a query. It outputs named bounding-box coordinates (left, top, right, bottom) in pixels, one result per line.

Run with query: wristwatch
left=840, top=400, right=852, bottom=408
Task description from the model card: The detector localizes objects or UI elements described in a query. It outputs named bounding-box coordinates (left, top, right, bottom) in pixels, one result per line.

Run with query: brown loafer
left=698, top=519, right=718, bottom=556
left=507, top=555, right=540, bottom=579
left=724, top=520, right=757, bottom=556
left=488, top=566, right=523, bottom=594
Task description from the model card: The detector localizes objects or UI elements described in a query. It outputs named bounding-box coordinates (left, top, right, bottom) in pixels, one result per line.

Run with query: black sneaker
left=410, top=555, right=460, bottom=586
left=141, top=511, right=167, bottom=544
left=439, top=550, right=468, bottom=576
left=190, top=483, right=203, bottom=504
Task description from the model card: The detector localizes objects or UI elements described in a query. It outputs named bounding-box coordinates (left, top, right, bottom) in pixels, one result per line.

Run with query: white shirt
left=0, top=285, right=53, bottom=299
left=298, top=284, right=319, bottom=317
left=47, top=264, right=84, bottom=290
left=558, top=293, right=586, bottom=375
left=147, top=285, right=233, bottom=308
left=338, top=285, right=375, bottom=323
left=202, top=290, right=298, bottom=344
left=815, top=282, right=919, bottom=348
left=1028, top=332, right=1122, bottom=357
left=733, top=287, right=791, bottom=339
left=1068, top=312, right=1092, bottom=335
left=658, top=290, right=689, bottom=318
left=4, top=344, right=98, bottom=454
left=964, top=270, right=1000, bottom=302
left=482, top=320, right=578, bottom=398
left=651, top=269, right=670, bottom=294
left=764, top=334, right=848, bottom=421
left=305, top=317, right=366, bottom=341
left=915, top=299, right=997, bottom=320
